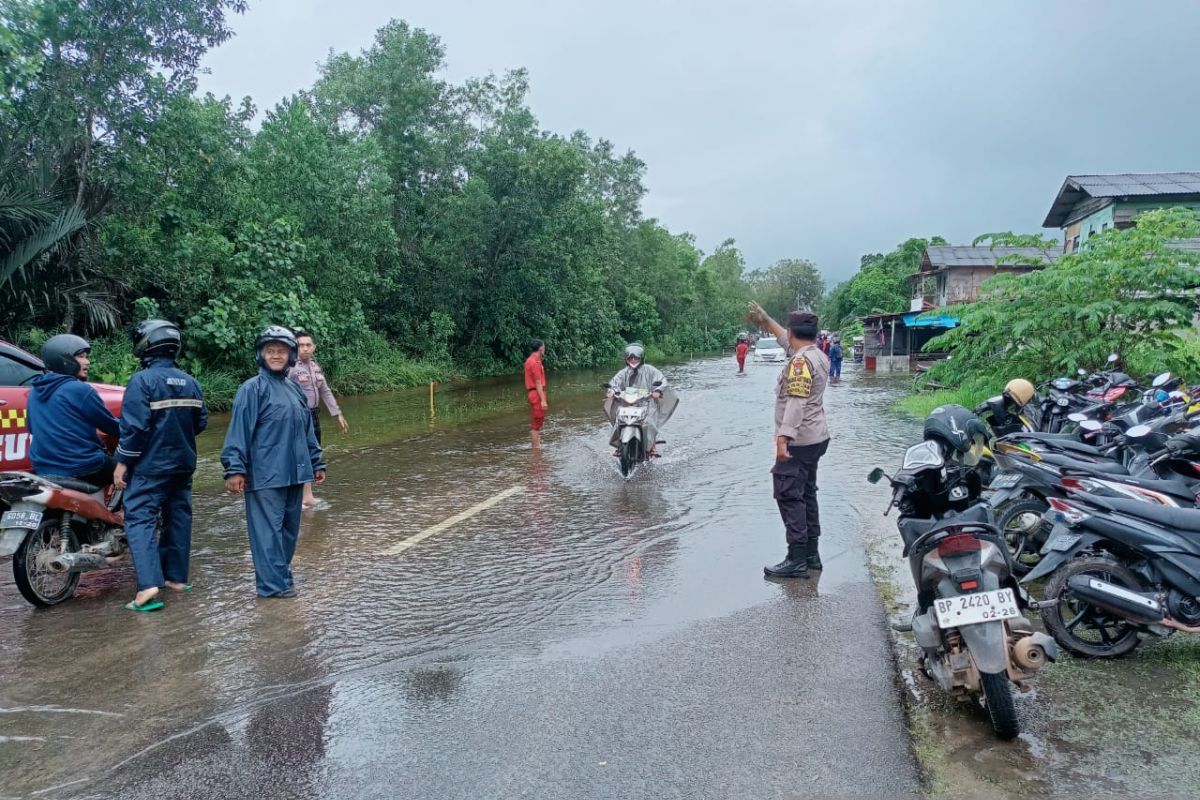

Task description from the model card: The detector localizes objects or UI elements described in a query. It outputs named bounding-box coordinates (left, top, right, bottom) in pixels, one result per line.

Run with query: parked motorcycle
left=986, top=395, right=1200, bottom=571
left=0, top=472, right=128, bottom=607
left=1029, top=485, right=1200, bottom=659
left=602, top=381, right=678, bottom=477
left=869, top=405, right=1056, bottom=739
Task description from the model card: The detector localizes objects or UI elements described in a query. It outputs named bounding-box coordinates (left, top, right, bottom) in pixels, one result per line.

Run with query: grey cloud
left=198, top=0, right=1200, bottom=283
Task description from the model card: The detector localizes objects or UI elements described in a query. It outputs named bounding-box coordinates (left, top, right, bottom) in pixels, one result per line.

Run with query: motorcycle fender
left=621, top=426, right=638, bottom=443
left=0, top=528, right=28, bottom=557
left=957, top=619, right=1010, bottom=675
left=1020, top=532, right=1103, bottom=584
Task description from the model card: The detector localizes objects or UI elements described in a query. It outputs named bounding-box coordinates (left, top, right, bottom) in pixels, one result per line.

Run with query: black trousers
left=310, top=408, right=323, bottom=446
left=771, top=439, right=829, bottom=546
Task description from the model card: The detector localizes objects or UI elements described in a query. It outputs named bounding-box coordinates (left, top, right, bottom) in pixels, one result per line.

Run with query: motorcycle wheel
left=12, top=515, right=81, bottom=608
left=995, top=498, right=1049, bottom=576
left=979, top=671, right=1019, bottom=740
left=1041, top=556, right=1141, bottom=658
left=619, top=439, right=638, bottom=477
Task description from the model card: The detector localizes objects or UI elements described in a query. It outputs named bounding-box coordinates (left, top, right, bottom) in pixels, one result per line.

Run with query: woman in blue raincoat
left=221, top=326, right=326, bottom=598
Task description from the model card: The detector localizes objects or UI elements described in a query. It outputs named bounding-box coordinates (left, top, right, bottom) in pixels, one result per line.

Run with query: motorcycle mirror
left=1080, top=420, right=1103, bottom=432
left=1067, top=412, right=1087, bottom=423
left=1153, top=371, right=1171, bottom=388
left=1077, top=368, right=1087, bottom=376
left=867, top=468, right=886, bottom=484
left=1127, top=424, right=1152, bottom=438
left=1107, top=353, right=1119, bottom=364
left=652, top=380, right=663, bottom=388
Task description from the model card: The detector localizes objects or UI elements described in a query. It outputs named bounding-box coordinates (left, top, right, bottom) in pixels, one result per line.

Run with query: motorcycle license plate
left=934, top=589, right=1019, bottom=628
left=988, top=474, right=1020, bottom=490
left=1042, top=531, right=1081, bottom=555
left=1, top=509, right=43, bottom=530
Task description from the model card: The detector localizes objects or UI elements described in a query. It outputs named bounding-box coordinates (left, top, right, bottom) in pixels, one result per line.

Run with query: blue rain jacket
left=27, top=373, right=120, bottom=477
left=220, top=368, right=325, bottom=491
left=116, top=357, right=208, bottom=475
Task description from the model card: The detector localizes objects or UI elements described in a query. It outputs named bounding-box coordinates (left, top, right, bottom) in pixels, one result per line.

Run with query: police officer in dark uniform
left=112, top=320, right=207, bottom=612
left=749, top=302, right=832, bottom=579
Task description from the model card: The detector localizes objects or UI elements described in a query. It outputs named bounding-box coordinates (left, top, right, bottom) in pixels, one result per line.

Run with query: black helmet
left=256, top=325, right=298, bottom=371
left=624, top=342, right=645, bottom=361
left=132, top=319, right=182, bottom=360
left=41, top=334, right=91, bottom=377
left=923, top=404, right=988, bottom=466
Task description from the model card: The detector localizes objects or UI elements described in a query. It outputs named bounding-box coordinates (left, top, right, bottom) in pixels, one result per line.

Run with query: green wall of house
left=1075, top=199, right=1200, bottom=248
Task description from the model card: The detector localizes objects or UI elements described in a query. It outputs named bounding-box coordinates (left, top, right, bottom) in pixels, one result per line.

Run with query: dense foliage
left=745, top=258, right=824, bottom=324
left=1, top=4, right=759, bottom=400
left=822, top=236, right=946, bottom=330
left=926, top=208, right=1200, bottom=386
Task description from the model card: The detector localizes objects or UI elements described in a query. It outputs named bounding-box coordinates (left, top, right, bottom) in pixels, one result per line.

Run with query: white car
left=753, top=337, right=786, bottom=363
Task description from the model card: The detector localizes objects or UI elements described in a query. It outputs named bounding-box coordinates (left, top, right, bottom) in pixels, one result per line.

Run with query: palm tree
left=0, top=186, right=89, bottom=286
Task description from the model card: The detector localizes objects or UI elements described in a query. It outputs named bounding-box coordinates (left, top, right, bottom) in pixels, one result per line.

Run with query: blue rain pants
left=124, top=472, right=193, bottom=591
left=245, top=485, right=304, bottom=597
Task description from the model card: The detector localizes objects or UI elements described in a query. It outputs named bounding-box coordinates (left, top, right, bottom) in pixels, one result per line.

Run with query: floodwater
left=0, top=357, right=927, bottom=799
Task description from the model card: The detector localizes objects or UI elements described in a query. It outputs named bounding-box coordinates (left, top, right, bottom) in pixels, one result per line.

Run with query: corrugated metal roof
left=921, top=246, right=1061, bottom=271
left=1073, top=173, right=1200, bottom=196
left=1044, top=172, right=1200, bottom=228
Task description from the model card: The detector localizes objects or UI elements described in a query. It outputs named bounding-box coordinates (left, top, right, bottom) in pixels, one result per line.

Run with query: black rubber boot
left=806, top=538, right=823, bottom=570
left=764, top=543, right=809, bottom=579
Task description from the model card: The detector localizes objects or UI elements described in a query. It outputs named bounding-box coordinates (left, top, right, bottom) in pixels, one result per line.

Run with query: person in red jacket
left=524, top=340, right=548, bottom=448
left=735, top=338, right=749, bottom=374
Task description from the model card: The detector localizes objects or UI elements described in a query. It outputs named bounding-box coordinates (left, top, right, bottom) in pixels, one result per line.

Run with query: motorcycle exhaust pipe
left=1066, top=575, right=1163, bottom=625
left=49, top=552, right=107, bottom=574
left=1011, top=632, right=1057, bottom=671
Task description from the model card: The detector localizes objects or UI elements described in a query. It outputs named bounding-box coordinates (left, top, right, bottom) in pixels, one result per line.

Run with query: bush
left=325, top=331, right=449, bottom=395
left=88, top=336, right=139, bottom=385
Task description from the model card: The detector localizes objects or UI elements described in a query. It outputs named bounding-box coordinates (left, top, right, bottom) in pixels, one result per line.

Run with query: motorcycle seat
left=1085, top=494, right=1200, bottom=532
left=1017, top=431, right=1083, bottom=442
left=41, top=475, right=103, bottom=493
left=1039, top=453, right=1129, bottom=475
left=1105, top=471, right=1198, bottom=498
left=1003, top=432, right=1107, bottom=459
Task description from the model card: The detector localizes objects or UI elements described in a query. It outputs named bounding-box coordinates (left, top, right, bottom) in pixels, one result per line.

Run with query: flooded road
left=0, top=357, right=923, bottom=799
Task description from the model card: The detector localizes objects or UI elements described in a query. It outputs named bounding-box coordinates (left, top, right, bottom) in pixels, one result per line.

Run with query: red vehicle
left=0, top=340, right=126, bottom=607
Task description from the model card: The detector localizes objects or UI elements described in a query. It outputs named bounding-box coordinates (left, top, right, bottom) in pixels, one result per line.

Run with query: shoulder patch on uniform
left=786, top=356, right=813, bottom=398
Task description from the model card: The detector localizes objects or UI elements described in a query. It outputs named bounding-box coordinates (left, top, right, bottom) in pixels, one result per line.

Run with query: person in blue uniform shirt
left=220, top=326, right=326, bottom=598
left=27, top=334, right=121, bottom=486
left=112, top=320, right=207, bottom=612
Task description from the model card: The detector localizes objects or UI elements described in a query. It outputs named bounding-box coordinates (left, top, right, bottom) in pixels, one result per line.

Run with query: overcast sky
left=197, top=0, right=1200, bottom=284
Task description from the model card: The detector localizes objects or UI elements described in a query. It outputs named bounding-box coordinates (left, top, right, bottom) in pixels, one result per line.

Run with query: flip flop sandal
left=167, top=584, right=193, bottom=592
left=125, top=598, right=165, bottom=612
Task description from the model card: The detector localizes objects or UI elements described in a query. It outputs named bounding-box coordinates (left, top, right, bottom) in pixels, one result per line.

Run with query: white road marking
left=382, top=485, right=526, bottom=555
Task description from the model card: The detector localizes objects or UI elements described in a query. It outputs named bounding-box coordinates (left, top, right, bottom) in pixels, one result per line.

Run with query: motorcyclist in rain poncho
left=605, top=343, right=677, bottom=454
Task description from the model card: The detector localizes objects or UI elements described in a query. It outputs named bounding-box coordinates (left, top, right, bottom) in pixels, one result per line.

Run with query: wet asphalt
left=0, top=357, right=922, bottom=800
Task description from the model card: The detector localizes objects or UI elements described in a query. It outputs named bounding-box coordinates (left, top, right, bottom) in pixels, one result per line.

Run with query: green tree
left=748, top=257, right=825, bottom=321
left=927, top=208, right=1200, bottom=385
left=825, top=236, right=946, bottom=329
